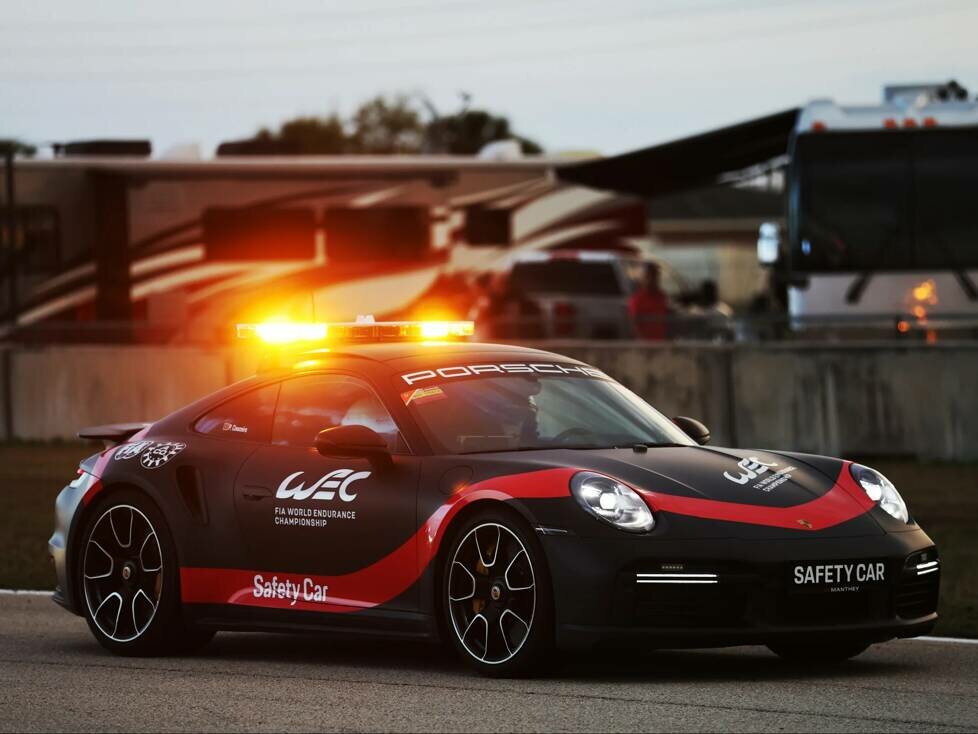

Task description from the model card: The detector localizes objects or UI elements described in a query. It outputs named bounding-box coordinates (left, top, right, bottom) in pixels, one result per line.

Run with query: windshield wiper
left=630, top=442, right=690, bottom=449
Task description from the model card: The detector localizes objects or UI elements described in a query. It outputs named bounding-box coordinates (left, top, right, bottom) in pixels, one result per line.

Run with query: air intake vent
left=176, top=466, right=208, bottom=526
left=897, top=550, right=940, bottom=619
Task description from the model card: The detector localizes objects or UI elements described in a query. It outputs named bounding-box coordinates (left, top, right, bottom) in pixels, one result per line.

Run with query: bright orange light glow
left=253, top=321, right=328, bottom=344
left=912, top=280, right=938, bottom=304
left=912, top=305, right=927, bottom=319
left=419, top=321, right=474, bottom=339
left=897, top=320, right=911, bottom=333
left=237, top=318, right=475, bottom=344
left=292, top=358, right=328, bottom=370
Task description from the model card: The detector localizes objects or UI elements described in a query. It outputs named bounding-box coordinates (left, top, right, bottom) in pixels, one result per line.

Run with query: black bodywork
left=50, top=342, right=939, bottom=650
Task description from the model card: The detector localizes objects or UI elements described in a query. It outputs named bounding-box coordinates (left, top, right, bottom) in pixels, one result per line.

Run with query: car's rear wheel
left=442, top=509, right=553, bottom=677
left=79, top=490, right=213, bottom=656
left=768, top=640, right=870, bottom=663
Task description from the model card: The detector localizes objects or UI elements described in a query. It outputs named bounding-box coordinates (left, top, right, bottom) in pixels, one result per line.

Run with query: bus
left=759, top=82, right=978, bottom=335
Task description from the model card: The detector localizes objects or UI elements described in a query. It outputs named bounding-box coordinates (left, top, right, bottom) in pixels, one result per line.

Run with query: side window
left=272, top=374, right=403, bottom=452
left=194, top=383, right=280, bottom=443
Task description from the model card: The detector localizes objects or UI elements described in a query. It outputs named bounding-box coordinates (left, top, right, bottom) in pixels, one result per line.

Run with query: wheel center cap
left=121, top=565, right=133, bottom=581
left=490, top=584, right=502, bottom=601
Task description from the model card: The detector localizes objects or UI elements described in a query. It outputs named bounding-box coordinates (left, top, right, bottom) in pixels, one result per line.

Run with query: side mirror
left=673, top=416, right=711, bottom=445
left=315, top=425, right=393, bottom=471
left=757, top=221, right=781, bottom=265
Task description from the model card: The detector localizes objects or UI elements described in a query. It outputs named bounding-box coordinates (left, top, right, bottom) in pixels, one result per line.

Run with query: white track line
left=0, top=589, right=53, bottom=596
left=914, top=636, right=978, bottom=645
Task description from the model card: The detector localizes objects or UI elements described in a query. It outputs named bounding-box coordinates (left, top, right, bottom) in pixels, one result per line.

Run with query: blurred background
left=0, top=0, right=976, bottom=634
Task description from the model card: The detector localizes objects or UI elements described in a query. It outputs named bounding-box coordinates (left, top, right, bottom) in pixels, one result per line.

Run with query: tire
left=441, top=507, right=553, bottom=677
left=77, top=489, right=214, bottom=657
left=768, top=640, right=870, bottom=663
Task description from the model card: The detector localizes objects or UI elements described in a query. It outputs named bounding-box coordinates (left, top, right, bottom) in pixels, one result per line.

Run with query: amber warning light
left=237, top=316, right=475, bottom=344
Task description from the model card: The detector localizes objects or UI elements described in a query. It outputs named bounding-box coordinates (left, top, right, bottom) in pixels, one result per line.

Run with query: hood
left=584, top=446, right=835, bottom=506
left=482, top=445, right=880, bottom=538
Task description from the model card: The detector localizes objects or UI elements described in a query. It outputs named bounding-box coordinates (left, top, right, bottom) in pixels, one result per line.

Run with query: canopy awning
left=557, top=108, right=799, bottom=197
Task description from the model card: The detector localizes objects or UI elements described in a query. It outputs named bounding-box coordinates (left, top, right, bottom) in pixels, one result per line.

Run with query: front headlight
left=850, top=463, right=910, bottom=523
left=570, top=472, right=654, bottom=533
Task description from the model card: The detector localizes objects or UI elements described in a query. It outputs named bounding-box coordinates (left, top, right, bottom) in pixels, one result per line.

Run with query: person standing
left=628, top=263, right=671, bottom=340
left=691, top=279, right=734, bottom=341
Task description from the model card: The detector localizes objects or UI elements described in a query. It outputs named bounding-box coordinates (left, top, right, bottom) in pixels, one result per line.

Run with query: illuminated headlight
left=571, top=472, right=654, bottom=533
left=850, top=463, right=909, bottom=524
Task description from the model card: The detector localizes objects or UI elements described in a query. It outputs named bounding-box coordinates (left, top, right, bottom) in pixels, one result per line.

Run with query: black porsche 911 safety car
left=49, top=320, right=939, bottom=676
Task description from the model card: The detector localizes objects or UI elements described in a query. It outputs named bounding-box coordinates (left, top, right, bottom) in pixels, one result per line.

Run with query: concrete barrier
left=551, top=341, right=978, bottom=461
left=8, top=346, right=231, bottom=440
left=3, top=342, right=976, bottom=460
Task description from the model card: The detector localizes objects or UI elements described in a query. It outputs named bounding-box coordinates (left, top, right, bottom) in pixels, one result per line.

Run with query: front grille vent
left=897, top=550, right=940, bottom=619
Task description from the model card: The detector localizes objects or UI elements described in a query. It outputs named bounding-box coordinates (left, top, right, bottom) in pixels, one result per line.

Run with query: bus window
left=791, top=132, right=913, bottom=272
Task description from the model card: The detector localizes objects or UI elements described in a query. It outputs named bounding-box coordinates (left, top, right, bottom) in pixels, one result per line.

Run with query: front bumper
left=540, top=528, right=939, bottom=651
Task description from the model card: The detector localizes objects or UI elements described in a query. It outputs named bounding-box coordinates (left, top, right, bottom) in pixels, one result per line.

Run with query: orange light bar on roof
left=238, top=321, right=328, bottom=344
left=236, top=318, right=475, bottom=345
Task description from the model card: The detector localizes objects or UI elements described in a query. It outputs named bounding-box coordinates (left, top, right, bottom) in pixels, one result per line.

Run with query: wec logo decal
left=724, top=457, right=778, bottom=485
left=276, top=469, right=370, bottom=502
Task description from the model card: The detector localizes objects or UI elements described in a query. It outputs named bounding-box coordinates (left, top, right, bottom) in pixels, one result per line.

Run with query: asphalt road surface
left=2, top=593, right=977, bottom=733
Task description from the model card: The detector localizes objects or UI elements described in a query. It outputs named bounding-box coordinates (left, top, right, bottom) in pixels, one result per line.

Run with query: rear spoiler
left=78, top=422, right=151, bottom=449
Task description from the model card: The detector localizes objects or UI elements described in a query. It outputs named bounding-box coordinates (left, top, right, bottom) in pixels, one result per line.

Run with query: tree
left=0, top=139, right=37, bottom=158
left=426, top=104, right=542, bottom=155
left=349, top=95, right=426, bottom=154
left=218, top=93, right=542, bottom=156
left=277, top=115, right=349, bottom=154
left=217, top=114, right=349, bottom=155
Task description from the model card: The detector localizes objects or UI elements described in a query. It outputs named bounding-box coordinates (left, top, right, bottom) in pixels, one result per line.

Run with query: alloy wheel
left=82, top=504, right=163, bottom=643
left=447, top=522, right=536, bottom=665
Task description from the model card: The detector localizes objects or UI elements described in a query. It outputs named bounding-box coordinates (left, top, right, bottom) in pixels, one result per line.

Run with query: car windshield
left=401, top=373, right=694, bottom=454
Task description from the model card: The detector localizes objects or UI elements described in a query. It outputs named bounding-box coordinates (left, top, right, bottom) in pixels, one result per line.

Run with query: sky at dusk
left=2, top=0, right=976, bottom=157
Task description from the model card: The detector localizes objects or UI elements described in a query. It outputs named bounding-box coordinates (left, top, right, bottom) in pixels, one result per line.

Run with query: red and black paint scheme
left=49, top=340, right=939, bottom=674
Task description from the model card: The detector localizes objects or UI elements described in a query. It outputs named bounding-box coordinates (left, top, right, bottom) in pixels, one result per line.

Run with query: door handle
left=241, top=485, right=273, bottom=501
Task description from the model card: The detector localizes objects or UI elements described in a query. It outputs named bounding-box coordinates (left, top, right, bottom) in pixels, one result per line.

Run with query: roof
left=15, top=155, right=560, bottom=180
left=557, top=108, right=799, bottom=197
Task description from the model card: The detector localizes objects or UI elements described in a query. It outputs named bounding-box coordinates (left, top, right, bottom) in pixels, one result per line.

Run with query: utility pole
left=2, top=142, right=15, bottom=441
left=3, top=143, right=15, bottom=329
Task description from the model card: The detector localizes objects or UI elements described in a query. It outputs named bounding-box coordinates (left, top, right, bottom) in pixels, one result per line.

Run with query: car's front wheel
left=78, top=490, right=213, bottom=656
left=442, top=509, right=553, bottom=677
left=768, top=640, right=870, bottom=663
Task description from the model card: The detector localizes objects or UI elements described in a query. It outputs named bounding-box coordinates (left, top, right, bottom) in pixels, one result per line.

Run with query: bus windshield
left=789, top=128, right=978, bottom=272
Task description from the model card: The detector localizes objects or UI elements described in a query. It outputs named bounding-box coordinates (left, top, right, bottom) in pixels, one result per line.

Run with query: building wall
left=2, top=342, right=975, bottom=461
